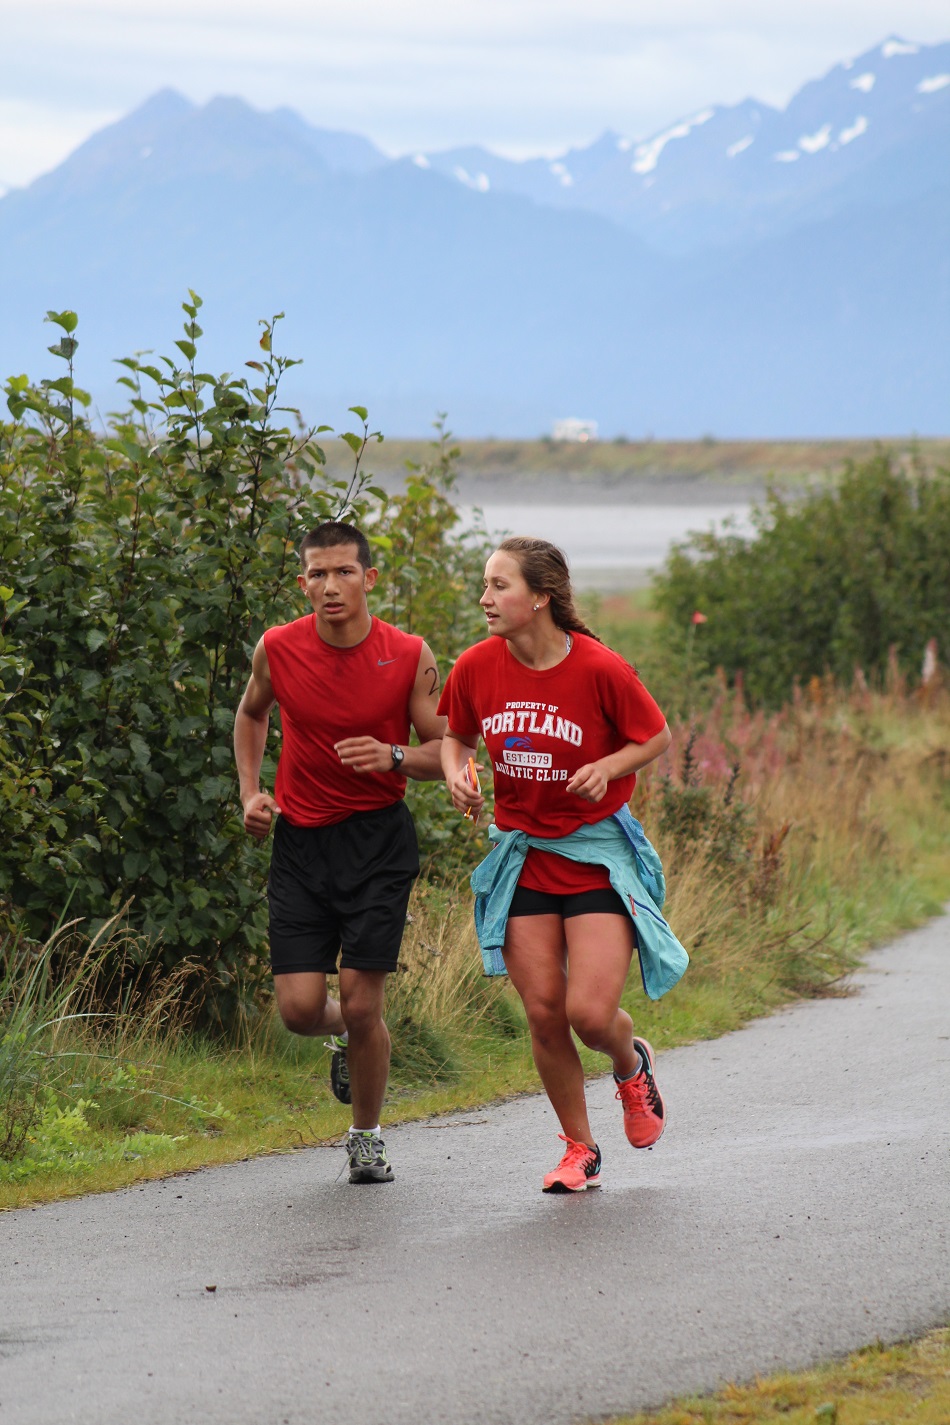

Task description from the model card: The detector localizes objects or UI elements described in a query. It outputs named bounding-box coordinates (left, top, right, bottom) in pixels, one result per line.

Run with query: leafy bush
left=0, top=301, right=489, bottom=1020
left=652, top=451, right=950, bottom=707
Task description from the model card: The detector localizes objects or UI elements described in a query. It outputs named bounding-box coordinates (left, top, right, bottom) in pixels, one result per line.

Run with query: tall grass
left=0, top=913, right=222, bottom=1179
left=629, top=678, right=950, bottom=1041
left=0, top=912, right=133, bottom=1158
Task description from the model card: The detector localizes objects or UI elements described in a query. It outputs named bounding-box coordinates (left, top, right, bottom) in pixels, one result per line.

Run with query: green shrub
left=0, top=302, right=490, bottom=1021
left=651, top=451, right=950, bottom=707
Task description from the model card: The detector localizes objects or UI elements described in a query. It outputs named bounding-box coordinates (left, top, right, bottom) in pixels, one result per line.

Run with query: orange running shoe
left=615, top=1037, right=666, bottom=1148
left=542, top=1134, right=602, bottom=1193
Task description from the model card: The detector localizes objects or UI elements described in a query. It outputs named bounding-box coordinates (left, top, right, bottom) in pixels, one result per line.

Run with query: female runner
left=439, top=536, right=681, bottom=1193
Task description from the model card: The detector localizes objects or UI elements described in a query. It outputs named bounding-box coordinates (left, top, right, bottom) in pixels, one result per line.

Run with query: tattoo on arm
left=425, top=665, right=440, bottom=696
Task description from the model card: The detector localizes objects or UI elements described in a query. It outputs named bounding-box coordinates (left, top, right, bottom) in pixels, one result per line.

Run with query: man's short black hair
left=299, top=521, right=373, bottom=571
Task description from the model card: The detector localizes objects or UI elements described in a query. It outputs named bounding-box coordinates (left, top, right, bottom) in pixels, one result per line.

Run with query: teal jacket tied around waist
left=470, top=804, right=689, bottom=1000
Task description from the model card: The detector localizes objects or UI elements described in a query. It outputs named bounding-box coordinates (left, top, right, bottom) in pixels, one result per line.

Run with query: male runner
left=234, top=521, right=446, bottom=1183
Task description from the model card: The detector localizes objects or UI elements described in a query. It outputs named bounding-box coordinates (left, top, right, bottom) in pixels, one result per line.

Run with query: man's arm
left=333, top=641, right=446, bottom=782
left=234, top=637, right=280, bottom=839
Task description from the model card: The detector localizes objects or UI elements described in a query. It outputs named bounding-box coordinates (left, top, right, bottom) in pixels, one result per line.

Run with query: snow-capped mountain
left=418, top=36, right=950, bottom=252
left=0, top=36, right=946, bottom=437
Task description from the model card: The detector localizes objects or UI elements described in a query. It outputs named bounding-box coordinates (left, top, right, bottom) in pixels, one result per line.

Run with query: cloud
left=0, top=100, right=121, bottom=190
left=3, top=2, right=949, bottom=181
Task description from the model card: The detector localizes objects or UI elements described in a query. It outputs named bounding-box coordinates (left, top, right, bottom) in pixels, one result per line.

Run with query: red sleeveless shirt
left=263, top=615, right=423, bottom=827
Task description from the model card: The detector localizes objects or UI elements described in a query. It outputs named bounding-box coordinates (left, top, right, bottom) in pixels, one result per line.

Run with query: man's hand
left=566, top=761, right=609, bottom=803
left=243, top=790, right=280, bottom=839
left=334, top=736, right=395, bottom=774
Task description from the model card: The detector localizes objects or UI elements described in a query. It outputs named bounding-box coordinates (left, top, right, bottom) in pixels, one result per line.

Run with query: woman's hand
left=566, top=727, right=672, bottom=803
left=566, top=761, right=609, bottom=802
left=442, top=731, right=485, bottom=819
left=448, top=761, right=485, bottom=819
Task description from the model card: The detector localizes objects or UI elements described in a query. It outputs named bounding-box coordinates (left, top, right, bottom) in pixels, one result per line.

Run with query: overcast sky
left=2, top=1, right=948, bottom=187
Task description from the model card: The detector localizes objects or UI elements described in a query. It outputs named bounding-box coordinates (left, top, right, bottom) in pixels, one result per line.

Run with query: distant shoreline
left=327, top=436, right=949, bottom=505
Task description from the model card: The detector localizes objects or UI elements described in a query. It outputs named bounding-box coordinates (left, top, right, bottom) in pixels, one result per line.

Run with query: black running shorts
left=508, top=884, right=633, bottom=921
left=268, top=801, right=420, bottom=975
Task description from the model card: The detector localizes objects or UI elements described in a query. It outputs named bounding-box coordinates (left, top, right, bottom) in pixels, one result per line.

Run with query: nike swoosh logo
left=377, top=658, right=397, bottom=666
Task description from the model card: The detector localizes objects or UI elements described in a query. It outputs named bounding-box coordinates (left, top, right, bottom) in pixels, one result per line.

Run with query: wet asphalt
left=2, top=910, right=948, bottom=1425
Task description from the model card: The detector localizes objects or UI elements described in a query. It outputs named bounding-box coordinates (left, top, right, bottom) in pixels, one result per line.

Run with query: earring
left=533, top=604, right=540, bottom=611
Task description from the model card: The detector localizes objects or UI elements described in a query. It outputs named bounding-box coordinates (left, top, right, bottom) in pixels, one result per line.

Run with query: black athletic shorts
left=508, top=884, right=632, bottom=921
left=268, top=801, right=420, bottom=975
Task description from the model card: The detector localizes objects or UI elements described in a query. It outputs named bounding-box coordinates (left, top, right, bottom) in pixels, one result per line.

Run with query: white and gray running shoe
left=345, top=1130, right=394, bottom=1184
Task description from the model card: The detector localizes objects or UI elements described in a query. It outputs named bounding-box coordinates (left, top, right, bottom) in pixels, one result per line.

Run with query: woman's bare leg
left=564, top=914, right=639, bottom=1077
left=503, top=914, right=595, bottom=1147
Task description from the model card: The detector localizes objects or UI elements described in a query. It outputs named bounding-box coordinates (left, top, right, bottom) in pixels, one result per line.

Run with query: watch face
left=392, top=745, right=404, bottom=768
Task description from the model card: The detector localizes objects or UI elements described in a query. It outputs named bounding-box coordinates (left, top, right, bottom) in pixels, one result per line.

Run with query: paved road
left=3, top=913, right=949, bottom=1425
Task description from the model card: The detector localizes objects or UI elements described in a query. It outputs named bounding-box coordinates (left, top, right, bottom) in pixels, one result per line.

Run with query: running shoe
left=345, top=1129, right=394, bottom=1184
left=541, top=1134, right=602, bottom=1193
left=615, top=1036, right=666, bottom=1148
left=324, top=1033, right=351, bottom=1104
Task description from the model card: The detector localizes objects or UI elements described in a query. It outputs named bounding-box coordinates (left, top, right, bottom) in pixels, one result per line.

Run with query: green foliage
left=0, top=300, right=473, bottom=1021
left=0, top=1092, right=184, bottom=1182
left=652, top=451, right=950, bottom=707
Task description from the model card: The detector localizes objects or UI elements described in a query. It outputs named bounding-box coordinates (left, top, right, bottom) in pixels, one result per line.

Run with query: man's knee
left=342, top=1000, right=387, bottom=1038
left=279, top=1003, right=320, bottom=1036
left=273, top=976, right=328, bottom=1036
left=340, top=976, right=388, bottom=1037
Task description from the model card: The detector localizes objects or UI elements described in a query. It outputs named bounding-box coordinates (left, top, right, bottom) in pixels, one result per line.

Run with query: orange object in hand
left=463, top=757, right=481, bottom=822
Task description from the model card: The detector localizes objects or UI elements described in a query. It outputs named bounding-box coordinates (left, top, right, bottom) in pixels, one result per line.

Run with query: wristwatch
left=391, top=744, right=405, bottom=772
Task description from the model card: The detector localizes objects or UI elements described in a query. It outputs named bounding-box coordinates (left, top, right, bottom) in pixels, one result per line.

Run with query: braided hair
left=498, top=536, right=602, bottom=643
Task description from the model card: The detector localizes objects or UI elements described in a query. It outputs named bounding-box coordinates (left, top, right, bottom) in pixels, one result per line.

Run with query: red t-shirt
left=264, top=615, right=422, bottom=827
left=438, top=633, right=666, bottom=893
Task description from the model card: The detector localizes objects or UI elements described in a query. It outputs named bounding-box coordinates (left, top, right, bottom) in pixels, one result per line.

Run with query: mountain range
left=0, top=34, right=947, bottom=438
